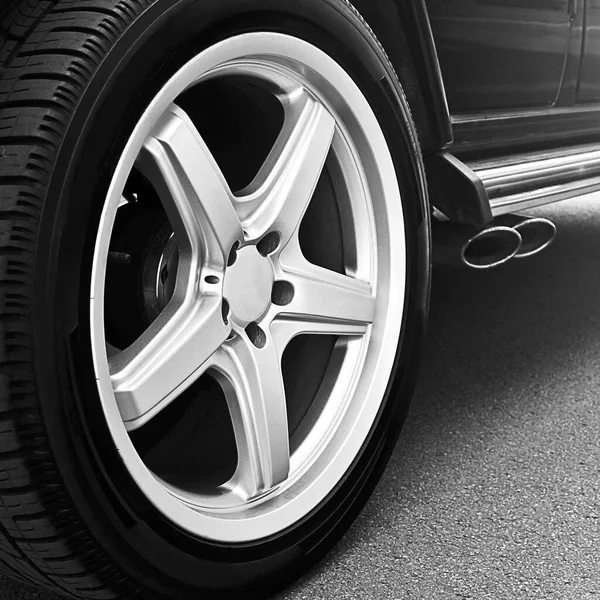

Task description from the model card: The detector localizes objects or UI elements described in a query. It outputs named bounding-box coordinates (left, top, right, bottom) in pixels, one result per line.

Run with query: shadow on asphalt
left=406, top=198, right=600, bottom=461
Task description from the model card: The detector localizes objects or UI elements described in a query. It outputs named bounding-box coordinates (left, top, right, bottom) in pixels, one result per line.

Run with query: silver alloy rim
left=90, top=33, right=406, bottom=542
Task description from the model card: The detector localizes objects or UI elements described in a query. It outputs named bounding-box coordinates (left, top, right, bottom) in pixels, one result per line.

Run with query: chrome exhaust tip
left=495, top=214, right=556, bottom=258
left=433, top=222, right=522, bottom=270
left=461, top=226, right=522, bottom=269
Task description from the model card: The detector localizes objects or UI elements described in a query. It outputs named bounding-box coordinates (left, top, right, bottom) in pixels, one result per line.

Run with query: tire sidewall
left=32, top=0, right=430, bottom=596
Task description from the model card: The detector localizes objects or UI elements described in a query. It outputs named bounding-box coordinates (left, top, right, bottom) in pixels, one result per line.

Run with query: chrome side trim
left=466, top=144, right=600, bottom=216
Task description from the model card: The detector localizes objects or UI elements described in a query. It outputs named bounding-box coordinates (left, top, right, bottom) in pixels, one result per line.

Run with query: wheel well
left=351, top=0, right=452, bottom=154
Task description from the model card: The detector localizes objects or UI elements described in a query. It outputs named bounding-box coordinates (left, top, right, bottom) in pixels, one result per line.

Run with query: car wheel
left=0, top=0, right=430, bottom=598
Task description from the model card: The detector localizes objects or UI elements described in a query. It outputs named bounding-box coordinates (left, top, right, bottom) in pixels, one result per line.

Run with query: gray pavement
left=278, top=196, right=600, bottom=600
left=3, top=196, right=600, bottom=599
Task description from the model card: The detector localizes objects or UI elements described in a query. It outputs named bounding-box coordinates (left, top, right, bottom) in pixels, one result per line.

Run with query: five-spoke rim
left=90, top=33, right=406, bottom=541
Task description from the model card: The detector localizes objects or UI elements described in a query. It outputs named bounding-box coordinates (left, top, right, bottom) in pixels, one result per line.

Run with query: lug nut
left=228, top=242, right=240, bottom=267
left=271, top=280, right=294, bottom=306
left=257, top=231, right=281, bottom=257
left=222, top=299, right=230, bottom=324
left=245, top=322, right=267, bottom=348
left=108, top=251, right=132, bottom=264
left=160, top=265, right=169, bottom=283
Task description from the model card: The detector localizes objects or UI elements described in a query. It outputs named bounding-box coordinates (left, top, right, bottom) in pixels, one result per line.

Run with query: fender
left=351, top=0, right=452, bottom=153
left=352, top=1, right=494, bottom=224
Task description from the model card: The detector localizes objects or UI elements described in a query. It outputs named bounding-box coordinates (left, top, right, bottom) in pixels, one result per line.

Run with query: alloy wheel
left=90, top=32, right=406, bottom=543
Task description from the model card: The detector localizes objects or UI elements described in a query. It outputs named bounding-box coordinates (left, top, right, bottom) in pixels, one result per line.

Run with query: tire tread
left=0, top=2, right=158, bottom=598
left=0, top=1, right=424, bottom=598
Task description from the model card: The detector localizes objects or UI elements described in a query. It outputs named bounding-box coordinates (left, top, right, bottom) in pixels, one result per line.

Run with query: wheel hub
left=224, top=246, right=273, bottom=326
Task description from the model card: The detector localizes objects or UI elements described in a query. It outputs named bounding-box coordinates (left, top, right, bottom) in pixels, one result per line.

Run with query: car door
left=426, top=0, right=575, bottom=113
left=578, top=0, right=600, bottom=102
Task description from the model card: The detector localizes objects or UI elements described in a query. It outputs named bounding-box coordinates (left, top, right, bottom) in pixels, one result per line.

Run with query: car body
left=357, top=0, right=600, bottom=230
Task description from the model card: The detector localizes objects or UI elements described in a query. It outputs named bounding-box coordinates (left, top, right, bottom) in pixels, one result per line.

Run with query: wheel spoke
left=110, top=294, right=230, bottom=431
left=136, top=104, right=243, bottom=270
left=236, top=90, right=336, bottom=246
left=213, top=335, right=289, bottom=499
left=272, top=246, right=375, bottom=351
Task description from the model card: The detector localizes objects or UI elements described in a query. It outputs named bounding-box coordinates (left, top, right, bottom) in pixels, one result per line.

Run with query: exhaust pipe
left=494, top=214, right=556, bottom=258
left=432, top=221, right=522, bottom=270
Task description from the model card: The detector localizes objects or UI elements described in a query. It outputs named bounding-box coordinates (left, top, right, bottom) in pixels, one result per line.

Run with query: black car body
left=358, top=0, right=600, bottom=228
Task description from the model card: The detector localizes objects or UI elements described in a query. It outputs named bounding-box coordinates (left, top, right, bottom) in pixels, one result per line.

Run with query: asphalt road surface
left=3, top=196, right=600, bottom=599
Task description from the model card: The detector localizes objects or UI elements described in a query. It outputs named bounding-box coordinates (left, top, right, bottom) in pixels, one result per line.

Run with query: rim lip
left=90, top=32, right=406, bottom=543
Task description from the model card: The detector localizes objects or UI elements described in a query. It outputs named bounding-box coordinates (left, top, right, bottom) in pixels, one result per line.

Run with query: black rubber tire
left=0, top=1, right=431, bottom=598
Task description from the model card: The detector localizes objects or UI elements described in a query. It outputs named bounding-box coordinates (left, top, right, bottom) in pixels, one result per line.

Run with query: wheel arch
left=351, top=0, right=452, bottom=154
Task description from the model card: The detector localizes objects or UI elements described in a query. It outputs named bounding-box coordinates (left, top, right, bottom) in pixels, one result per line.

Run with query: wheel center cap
left=224, top=247, right=273, bottom=325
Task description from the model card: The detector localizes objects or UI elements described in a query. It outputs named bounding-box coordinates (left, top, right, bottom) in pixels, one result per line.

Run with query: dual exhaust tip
left=433, top=214, right=556, bottom=270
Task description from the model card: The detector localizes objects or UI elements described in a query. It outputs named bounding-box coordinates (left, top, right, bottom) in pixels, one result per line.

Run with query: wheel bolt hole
left=222, top=299, right=230, bottom=324
left=271, top=280, right=295, bottom=306
left=245, top=322, right=266, bottom=348
left=205, top=275, right=220, bottom=285
left=160, top=265, right=169, bottom=284
left=227, top=242, right=240, bottom=267
left=108, top=251, right=132, bottom=265
left=257, top=231, right=281, bottom=257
